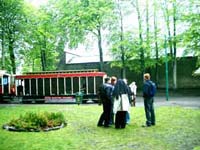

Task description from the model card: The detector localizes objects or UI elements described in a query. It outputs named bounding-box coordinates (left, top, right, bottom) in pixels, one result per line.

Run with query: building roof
left=193, top=68, right=200, bottom=76
left=65, top=50, right=113, bottom=64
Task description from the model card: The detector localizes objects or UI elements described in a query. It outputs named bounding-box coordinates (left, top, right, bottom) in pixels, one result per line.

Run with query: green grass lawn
left=0, top=104, right=199, bottom=150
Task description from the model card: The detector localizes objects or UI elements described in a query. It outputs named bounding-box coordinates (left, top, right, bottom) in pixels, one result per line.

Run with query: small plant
left=3, top=112, right=67, bottom=132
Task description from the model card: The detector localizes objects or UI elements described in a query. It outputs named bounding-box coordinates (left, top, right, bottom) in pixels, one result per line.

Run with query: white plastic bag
left=113, top=94, right=130, bottom=113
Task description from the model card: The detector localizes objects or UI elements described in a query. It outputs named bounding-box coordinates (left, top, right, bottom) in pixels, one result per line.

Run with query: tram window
left=38, top=78, right=43, bottom=95
left=51, top=78, right=57, bottom=95
left=80, top=77, right=86, bottom=94
left=73, top=77, right=79, bottom=93
left=31, top=79, right=36, bottom=95
left=24, top=79, right=30, bottom=95
left=59, top=78, right=64, bottom=95
left=3, top=76, right=9, bottom=94
left=45, top=78, right=50, bottom=96
left=96, top=77, right=103, bottom=93
left=65, top=78, right=71, bottom=94
left=3, top=77, right=8, bottom=85
left=88, top=77, right=94, bottom=94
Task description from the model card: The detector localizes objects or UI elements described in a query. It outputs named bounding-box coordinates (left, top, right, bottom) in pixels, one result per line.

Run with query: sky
left=25, top=0, right=48, bottom=7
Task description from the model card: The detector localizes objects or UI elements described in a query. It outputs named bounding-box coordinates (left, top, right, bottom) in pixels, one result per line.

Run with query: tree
left=0, top=0, right=25, bottom=73
left=135, top=0, right=145, bottom=76
left=153, top=0, right=159, bottom=84
left=56, top=0, right=115, bottom=71
left=115, top=0, right=126, bottom=78
left=109, top=0, right=140, bottom=78
left=182, top=0, right=200, bottom=67
left=21, top=2, right=63, bottom=72
left=161, top=0, right=179, bottom=89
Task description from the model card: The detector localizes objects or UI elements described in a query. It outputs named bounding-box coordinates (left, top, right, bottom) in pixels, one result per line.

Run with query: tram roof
left=23, top=69, right=99, bottom=75
left=15, top=71, right=106, bottom=79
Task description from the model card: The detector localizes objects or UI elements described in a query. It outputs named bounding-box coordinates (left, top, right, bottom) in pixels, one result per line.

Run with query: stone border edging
left=2, top=123, right=66, bottom=132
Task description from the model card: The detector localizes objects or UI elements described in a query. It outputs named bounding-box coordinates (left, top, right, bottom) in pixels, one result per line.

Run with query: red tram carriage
left=0, top=69, right=106, bottom=103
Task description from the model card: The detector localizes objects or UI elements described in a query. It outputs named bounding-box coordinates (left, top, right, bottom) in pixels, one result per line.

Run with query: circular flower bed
left=2, top=112, right=67, bottom=132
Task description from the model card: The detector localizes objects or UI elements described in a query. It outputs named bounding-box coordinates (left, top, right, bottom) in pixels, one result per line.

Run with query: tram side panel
left=14, top=72, right=106, bottom=104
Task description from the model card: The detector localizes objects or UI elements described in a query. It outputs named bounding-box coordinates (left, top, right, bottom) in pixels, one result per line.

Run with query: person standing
left=129, top=81, right=137, bottom=106
left=110, top=76, right=117, bottom=125
left=113, top=79, right=131, bottom=129
left=142, top=73, right=156, bottom=127
left=97, top=77, right=113, bottom=127
left=123, top=79, right=132, bottom=124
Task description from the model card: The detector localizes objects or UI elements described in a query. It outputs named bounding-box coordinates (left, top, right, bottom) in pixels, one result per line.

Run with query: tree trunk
left=97, top=26, right=104, bottom=72
left=41, top=48, right=46, bottom=71
left=153, top=0, right=159, bottom=84
left=41, top=38, right=46, bottom=71
left=146, top=0, right=150, bottom=52
left=135, top=0, right=145, bottom=77
left=118, top=0, right=126, bottom=78
left=172, top=0, right=177, bottom=89
left=1, top=28, right=5, bottom=70
left=163, top=0, right=173, bottom=57
left=8, top=31, right=16, bottom=74
left=163, top=0, right=177, bottom=89
left=0, top=2, right=5, bottom=70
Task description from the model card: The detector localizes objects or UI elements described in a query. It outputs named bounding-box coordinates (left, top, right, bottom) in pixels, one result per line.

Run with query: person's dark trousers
left=97, top=112, right=105, bottom=126
left=115, top=111, right=127, bottom=129
left=144, top=97, right=155, bottom=126
left=109, top=101, right=114, bottom=125
left=97, top=101, right=111, bottom=127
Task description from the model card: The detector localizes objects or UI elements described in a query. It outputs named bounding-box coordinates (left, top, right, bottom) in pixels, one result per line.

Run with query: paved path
left=135, top=96, right=200, bottom=109
left=0, top=96, right=199, bottom=109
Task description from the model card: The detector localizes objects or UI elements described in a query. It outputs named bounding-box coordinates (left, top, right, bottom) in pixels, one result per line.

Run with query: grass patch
left=0, top=104, right=199, bottom=150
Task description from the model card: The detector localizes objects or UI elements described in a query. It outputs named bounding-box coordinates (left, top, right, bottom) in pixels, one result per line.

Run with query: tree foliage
left=55, top=0, right=115, bottom=71
left=182, top=0, right=200, bottom=66
left=0, top=0, right=199, bottom=75
left=0, top=0, right=25, bottom=73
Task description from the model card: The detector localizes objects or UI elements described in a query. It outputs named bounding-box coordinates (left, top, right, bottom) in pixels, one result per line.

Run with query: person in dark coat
left=123, top=79, right=132, bottom=124
left=97, top=77, right=113, bottom=127
left=112, top=79, right=131, bottom=129
left=142, top=73, right=156, bottom=127
left=109, top=76, right=117, bottom=125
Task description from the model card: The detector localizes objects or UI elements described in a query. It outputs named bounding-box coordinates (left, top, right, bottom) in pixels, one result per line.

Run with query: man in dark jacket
left=97, top=77, right=113, bottom=127
left=142, top=73, right=156, bottom=127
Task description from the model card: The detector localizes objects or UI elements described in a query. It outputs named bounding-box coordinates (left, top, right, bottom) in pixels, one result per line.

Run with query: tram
left=0, top=69, right=106, bottom=103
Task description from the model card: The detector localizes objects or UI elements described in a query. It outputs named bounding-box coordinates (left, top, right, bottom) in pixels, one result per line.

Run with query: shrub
left=5, top=112, right=67, bottom=132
